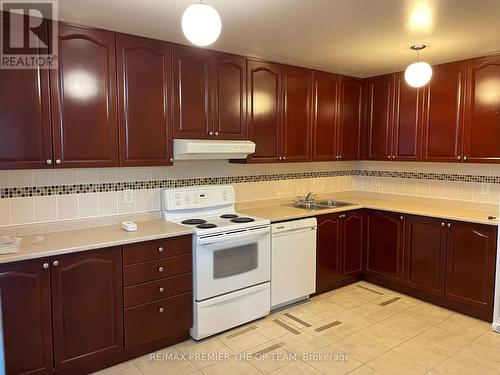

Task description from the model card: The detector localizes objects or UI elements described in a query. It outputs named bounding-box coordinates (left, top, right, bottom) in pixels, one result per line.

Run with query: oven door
left=194, top=226, right=271, bottom=301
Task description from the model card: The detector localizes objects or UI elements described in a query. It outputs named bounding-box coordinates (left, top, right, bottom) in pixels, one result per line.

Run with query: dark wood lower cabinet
left=316, top=210, right=364, bottom=293
left=445, top=221, right=497, bottom=313
left=0, top=259, right=53, bottom=375
left=404, top=215, right=446, bottom=295
left=51, top=247, right=123, bottom=370
left=365, top=210, right=405, bottom=284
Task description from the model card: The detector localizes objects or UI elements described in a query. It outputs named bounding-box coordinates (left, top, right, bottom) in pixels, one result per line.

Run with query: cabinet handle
left=158, top=247, right=164, bottom=253
left=46, top=159, right=52, bottom=165
left=208, top=131, right=214, bottom=136
left=214, top=132, right=219, bottom=136
left=463, top=156, right=468, bottom=161
left=159, top=287, right=165, bottom=293
left=387, top=155, right=391, bottom=159
left=278, top=156, right=282, bottom=160
left=339, top=155, right=342, bottom=159
left=399, top=215, right=404, bottom=220
left=43, top=263, right=49, bottom=269
left=441, top=222, right=445, bottom=227
left=52, top=260, right=59, bottom=267
left=55, top=159, right=62, bottom=165
left=392, top=155, right=396, bottom=159
left=169, top=158, right=173, bottom=163
left=447, top=223, right=451, bottom=228
left=456, top=156, right=461, bottom=161
left=282, top=156, right=286, bottom=160
left=158, top=307, right=164, bottom=313
left=158, top=266, right=164, bottom=272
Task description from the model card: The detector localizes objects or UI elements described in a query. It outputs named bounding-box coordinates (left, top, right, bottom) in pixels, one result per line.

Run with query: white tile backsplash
left=1, top=160, right=499, bottom=228
left=34, top=196, right=57, bottom=223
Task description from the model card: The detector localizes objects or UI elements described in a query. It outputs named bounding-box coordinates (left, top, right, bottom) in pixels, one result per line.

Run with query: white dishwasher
left=271, top=217, right=317, bottom=309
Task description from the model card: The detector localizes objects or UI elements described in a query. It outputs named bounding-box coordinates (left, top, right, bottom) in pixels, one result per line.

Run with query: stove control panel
left=162, top=185, right=234, bottom=211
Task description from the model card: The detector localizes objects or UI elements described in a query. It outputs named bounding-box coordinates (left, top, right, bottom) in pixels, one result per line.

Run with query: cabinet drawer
left=124, top=292, right=192, bottom=349
left=124, top=273, right=192, bottom=308
left=123, top=235, right=192, bottom=265
left=123, top=254, right=192, bottom=286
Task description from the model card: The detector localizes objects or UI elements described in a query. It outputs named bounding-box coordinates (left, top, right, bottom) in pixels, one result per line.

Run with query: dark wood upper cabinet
left=50, top=23, right=118, bottom=168
left=342, top=210, right=364, bottom=277
left=51, top=247, right=123, bottom=370
left=365, top=210, right=405, bottom=284
left=116, top=35, right=172, bottom=166
left=366, top=75, right=395, bottom=160
left=311, top=72, right=339, bottom=161
left=173, top=45, right=213, bottom=139
left=246, top=60, right=282, bottom=162
left=0, top=259, right=53, bottom=375
left=0, top=15, right=53, bottom=170
left=422, top=61, right=467, bottom=162
left=445, top=221, right=497, bottom=314
left=464, top=54, right=500, bottom=163
left=404, top=215, right=446, bottom=295
left=316, top=214, right=342, bottom=294
left=338, top=76, right=363, bottom=160
left=213, top=53, right=247, bottom=140
left=282, top=66, right=312, bottom=162
left=393, top=73, right=422, bottom=161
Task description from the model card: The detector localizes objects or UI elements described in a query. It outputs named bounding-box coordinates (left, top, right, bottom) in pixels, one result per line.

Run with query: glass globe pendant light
left=181, top=2, right=222, bottom=47
left=404, top=44, right=433, bottom=88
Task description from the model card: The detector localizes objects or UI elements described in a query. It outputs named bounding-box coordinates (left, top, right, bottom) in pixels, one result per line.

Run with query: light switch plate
left=123, top=189, right=134, bottom=204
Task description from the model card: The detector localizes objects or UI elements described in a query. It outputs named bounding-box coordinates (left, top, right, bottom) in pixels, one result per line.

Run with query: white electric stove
left=162, top=185, right=271, bottom=340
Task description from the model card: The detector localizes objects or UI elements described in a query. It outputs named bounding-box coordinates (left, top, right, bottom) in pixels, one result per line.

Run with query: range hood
left=173, top=139, right=255, bottom=160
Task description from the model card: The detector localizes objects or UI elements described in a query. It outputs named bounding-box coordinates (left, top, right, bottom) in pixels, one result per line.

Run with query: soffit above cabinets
left=57, top=0, right=500, bottom=77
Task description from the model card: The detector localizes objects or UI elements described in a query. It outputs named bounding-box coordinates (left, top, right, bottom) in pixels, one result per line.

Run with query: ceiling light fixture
left=405, top=44, right=432, bottom=88
left=181, top=2, right=221, bottom=47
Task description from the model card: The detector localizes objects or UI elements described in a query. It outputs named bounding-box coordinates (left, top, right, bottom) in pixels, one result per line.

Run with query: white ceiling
left=58, top=0, right=500, bottom=78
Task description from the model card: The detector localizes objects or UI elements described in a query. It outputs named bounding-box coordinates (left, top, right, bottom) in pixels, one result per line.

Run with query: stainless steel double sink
left=291, top=199, right=354, bottom=211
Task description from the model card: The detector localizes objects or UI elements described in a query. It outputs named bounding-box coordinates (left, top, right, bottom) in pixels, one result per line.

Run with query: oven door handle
left=196, top=226, right=270, bottom=246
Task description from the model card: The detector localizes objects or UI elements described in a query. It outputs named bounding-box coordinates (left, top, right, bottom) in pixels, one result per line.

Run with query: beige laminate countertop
left=237, top=193, right=499, bottom=226
left=0, top=220, right=193, bottom=265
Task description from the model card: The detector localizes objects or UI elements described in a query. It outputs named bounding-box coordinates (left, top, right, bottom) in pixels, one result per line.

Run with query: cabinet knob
left=158, top=266, right=164, bottom=273
left=214, top=131, right=219, bottom=136
left=392, top=155, right=396, bottom=159
left=46, top=159, right=52, bottom=165
left=55, top=159, right=62, bottom=165
left=43, top=263, right=49, bottom=269
left=158, top=247, right=164, bottom=253
left=447, top=223, right=451, bottom=228
left=387, top=155, right=391, bottom=159
left=441, top=222, right=445, bottom=227
left=278, top=156, right=283, bottom=160
left=456, top=156, right=461, bottom=161
left=335, top=155, right=339, bottom=159
left=463, top=156, right=468, bottom=161
left=158, top=307, right=164, bottom=313
left=338, top=155, right=342, bottom=159
left=169, top=158, right=173, bottom=163
left=159, top=287, right=165, bottom=293
left=282, top=156, right=286, bottom=161
left=400, top=215, right=404, bottom=220
left=52, top=260, right=59, bottom=267
left=208, top=131, right=214, bottom=136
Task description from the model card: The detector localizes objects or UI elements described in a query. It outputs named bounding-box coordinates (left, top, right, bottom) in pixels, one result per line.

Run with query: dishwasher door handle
left=272, top=226, right=316, bottom=236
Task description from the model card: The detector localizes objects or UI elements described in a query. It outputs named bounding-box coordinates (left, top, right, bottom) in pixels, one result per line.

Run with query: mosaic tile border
left=1, top=169, right=499, bottom=198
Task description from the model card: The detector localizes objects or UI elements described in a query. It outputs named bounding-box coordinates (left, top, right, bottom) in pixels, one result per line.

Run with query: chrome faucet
left=304, top=192, right=316, bottom=203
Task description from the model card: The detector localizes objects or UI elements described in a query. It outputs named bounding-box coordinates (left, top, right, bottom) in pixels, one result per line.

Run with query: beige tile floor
left=92, top=281, right=500, bottom=375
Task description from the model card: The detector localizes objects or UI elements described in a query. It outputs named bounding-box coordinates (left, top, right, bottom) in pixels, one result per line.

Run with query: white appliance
left=162, top=185, right=271, bottom=340
left=492, top=205, right=500, bottom=333
left=173, top=139, right=256, bottom=160
left=271, top=217, right=317, bottom=309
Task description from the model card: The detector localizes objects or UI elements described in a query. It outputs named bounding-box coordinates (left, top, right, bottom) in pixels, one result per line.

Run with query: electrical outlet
left=123, top=189, right=134, bottom=204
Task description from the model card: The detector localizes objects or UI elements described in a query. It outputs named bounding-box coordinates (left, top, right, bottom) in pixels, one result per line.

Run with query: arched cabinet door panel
left=0, top=14, right=52, bottom=170
left=464, top=54, right=500, bottom=163
left=116, top=34, right=172, bottom=166
left=0, top=259, right=53, bottom=375
left=213, top=53, right=247, bottom=140
left=51, top=247, right=123, bottom=370
left=316, top=214, right=342, bottom=293
left=50, top=23, right=118, bottom=167
left=246, top=60, right=282, bottom=162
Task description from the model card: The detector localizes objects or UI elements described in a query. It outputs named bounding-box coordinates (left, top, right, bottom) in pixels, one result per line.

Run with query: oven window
left=213, top=243, right=258, bottom=279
